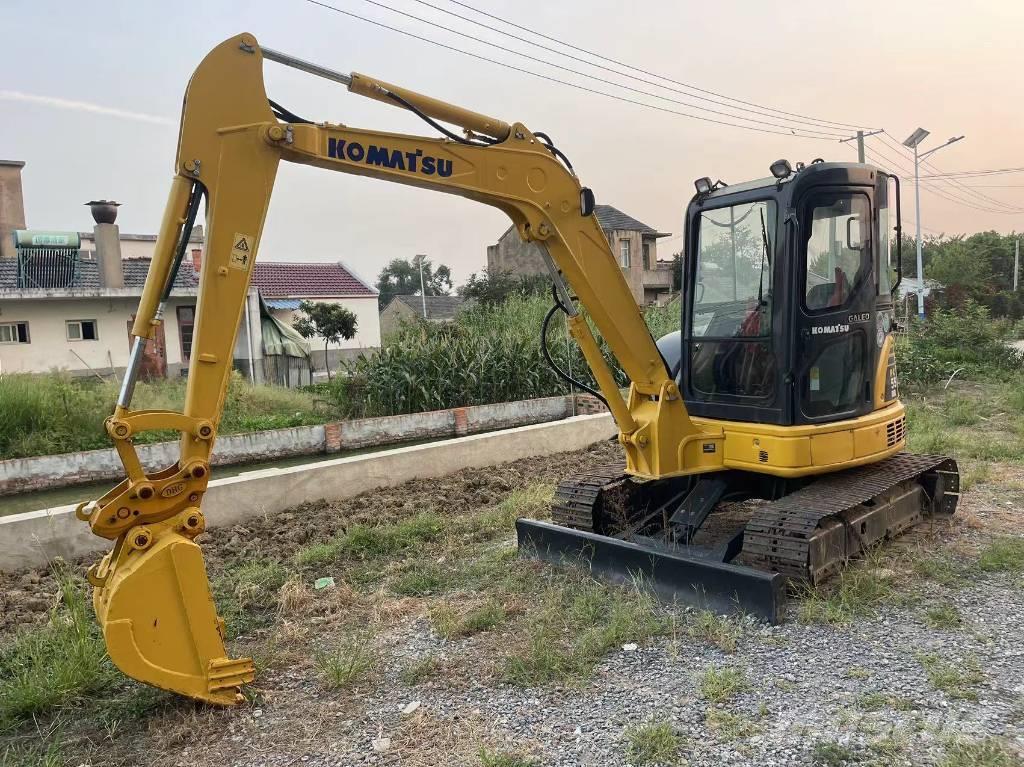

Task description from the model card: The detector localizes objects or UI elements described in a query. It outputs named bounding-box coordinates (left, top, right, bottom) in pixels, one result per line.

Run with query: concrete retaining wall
left=0, top=413, right=615, bottom=572
left=0, top=396, right=577, bottom=497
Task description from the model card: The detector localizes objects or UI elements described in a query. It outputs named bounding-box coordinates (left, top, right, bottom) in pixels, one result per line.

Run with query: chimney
left=191, top=248, right=202, bottom=273
left=87, top=200, right=124, bottom=288
left=0, top=160, right=27, bottom=260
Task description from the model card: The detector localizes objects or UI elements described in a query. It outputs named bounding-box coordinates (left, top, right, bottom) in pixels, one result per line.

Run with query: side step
left=516, top=519, right=786, bottom=623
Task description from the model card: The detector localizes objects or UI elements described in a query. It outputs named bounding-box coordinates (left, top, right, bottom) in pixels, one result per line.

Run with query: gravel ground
left=2, top=443, right=1023, bottom=767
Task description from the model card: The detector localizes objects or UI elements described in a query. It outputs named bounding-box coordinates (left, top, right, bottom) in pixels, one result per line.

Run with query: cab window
left=804, top=194, right=870, bottom=311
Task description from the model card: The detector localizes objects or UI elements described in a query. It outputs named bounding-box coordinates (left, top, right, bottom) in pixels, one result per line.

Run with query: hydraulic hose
left=541, top=300, right=609, bottom=408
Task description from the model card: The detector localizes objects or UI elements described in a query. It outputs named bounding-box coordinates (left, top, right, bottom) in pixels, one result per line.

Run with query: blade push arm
left=79, top=33, right=721, bottom=705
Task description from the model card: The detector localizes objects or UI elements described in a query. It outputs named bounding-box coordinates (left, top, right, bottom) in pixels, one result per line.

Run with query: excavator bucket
left=89, top=525, right=254, bottom=706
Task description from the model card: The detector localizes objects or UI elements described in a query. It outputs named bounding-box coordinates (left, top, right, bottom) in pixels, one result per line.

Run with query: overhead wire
left=877, top=132, right=1024, bottom=213
left=301, top=0, right=840, bottom=140
left=442, top=0, right=877, bottom=132
left=335, top=0, right=849, bottom=139
left=406, top=0, right=861, bottom=135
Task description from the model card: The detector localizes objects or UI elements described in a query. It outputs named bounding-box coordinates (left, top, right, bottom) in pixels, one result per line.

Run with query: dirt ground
left=2, top=435, right=1023, bottom=767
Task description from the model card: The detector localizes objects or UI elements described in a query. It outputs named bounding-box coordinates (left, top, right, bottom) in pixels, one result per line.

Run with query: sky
left=2, top=0, right=1023, bottom=287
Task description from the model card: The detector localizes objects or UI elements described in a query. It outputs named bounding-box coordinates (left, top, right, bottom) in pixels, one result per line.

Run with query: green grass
left=923, top=603, right=964, bottom=629
left=0, top=371, right=330, bottom=460
left=431, top=601, right=507, bottom=639
left=944, top=396, right=982, bottom=426
left=917, top=653, right=984, bottom=701
left=212, top=559, right=288, bottom=638
left=798, top=562, right=895, bottom=625
left=0, top=567, right=118, bottom=730
left=0, top=739, right=64, bottom=767
left=478, top=749, right=538, bottom=767
left=502, top=576, right=666, bottom=687
left=392, top=561, right=451, bottom=596
left=857, top=692, right=916, bottom=712
left=912, top=553, right=967, bottom=587
left=978, top=537, right=1024, bottom=572
left=687, top=610, right=741, bottom=653
left=705, top=709, right=759, bottom=742
left=316, top=638, right=375, bottom=689
left=624, top=721, right=681, bottom=766
left=941, top=737, right=1020, bottom=767
left=812, top=741, right=859, bottom=766
left=698, top=666, right=749, bottom=703
left=400, top=656, right=439, bottom=686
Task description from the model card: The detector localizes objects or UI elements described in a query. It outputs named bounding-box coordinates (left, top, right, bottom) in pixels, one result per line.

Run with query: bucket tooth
left=93, top=526, right=251, bottom=706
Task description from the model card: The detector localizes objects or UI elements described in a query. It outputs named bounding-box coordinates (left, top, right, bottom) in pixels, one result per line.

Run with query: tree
left=459, top=268, right=551, bottom=305
left=376, top=257, right=453, bottom=310
left=669, top=250, right=682, bottom=292
left=292, top=300, right=357, bottom=380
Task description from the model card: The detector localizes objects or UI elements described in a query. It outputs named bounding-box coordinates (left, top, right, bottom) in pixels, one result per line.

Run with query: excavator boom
left=78, top=33, right=717, bottom=704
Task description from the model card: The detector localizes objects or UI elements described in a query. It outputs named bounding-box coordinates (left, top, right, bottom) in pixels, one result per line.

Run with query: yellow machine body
left=78, top=34, right=907, bottom=703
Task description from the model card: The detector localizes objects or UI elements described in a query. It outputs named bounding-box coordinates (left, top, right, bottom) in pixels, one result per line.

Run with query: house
left=0, top=159, right=377, bottom=381
left=486, top=204, right=674, bottom=304
left=379, top=294, right=473, bottom=337
left=251, top=261, right=380, bottom=370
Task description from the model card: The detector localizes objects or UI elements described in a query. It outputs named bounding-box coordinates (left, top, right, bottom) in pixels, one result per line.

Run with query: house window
left=642, top=242, right=651, bottom=270
left=0, top=321, right=30, bottom=344
left=619, top=238, right=631, bottom=268
left=66, top=319, right=98, bottom=341
left=177, top=305, right=196, bottom=360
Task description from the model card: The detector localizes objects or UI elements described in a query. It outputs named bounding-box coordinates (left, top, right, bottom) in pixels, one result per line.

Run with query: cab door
left=793, top=188, right=876, bottom=424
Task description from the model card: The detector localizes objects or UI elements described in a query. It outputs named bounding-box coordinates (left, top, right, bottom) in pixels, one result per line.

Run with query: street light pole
left=901, top=129, right=964, bottom=320
left=415, top=254, right=427, bottom=318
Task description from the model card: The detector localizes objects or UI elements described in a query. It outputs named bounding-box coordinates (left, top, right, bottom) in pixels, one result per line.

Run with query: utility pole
left=415, top=254, right=428, bottom=318
left=901, top=129, right=965, bottom=320
left=839, top=128, right=883, bottom=163
left=1015, top=239, right=1020, bottom=292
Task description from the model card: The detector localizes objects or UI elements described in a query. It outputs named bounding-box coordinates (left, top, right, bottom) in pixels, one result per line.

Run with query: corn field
left=331, top=295, right=680, bottom=418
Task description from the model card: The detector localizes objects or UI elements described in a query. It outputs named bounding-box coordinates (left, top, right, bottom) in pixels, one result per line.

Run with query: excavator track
left=742, top=453, right=959, bottom=583
left=551, top=463, right=628, bottom=533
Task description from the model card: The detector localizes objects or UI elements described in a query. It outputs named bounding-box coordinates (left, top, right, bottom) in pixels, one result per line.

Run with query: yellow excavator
left=77, top=34, right=958, bottom=706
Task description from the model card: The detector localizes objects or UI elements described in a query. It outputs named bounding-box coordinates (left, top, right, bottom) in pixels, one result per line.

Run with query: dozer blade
left=89, top=524, right=254, bottom=706
left=516, top=519, right=786, bottom=622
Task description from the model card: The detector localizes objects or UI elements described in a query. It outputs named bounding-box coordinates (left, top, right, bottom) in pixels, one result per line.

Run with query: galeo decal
left=848, top=312, right=870, bottom=323
left=811, top=323, right=850, bottom=336
left=327, top=138, right=453, bottom=177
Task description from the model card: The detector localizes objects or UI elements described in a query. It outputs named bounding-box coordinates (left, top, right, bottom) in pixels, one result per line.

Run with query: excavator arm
left=77, top=33, right=720, bottom=704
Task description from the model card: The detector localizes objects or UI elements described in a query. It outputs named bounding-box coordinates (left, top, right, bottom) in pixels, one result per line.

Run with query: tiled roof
left=0, top=256, right=197, bottom=291
left=594, top=205, right=668, bottom=237
left=388, top=294, right=472, bottom=320
left=251, top=261, right=376, bottom=298
left=123, top=258, right=198, bottom=289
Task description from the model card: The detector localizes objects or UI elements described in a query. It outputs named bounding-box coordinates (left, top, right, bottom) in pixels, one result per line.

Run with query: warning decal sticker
left=229, top=233, right=254, bottom=271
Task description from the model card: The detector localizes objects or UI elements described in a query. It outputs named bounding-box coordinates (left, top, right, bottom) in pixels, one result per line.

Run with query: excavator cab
left=658, top=160, right=902, bottom=428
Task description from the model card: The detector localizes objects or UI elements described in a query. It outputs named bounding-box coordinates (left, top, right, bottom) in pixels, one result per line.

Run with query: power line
left=919, top=167, right=1024, bottom=179
left=338, top=0, right=848, bottom=139
left=301, top=0, right=839, bottom=140
left=862, top=140, right=1023, bottom=215
left=406, top=0, right=858, bottom=135
left=873, top=134, right=1024, bottom=214
left=443, top=0, right=877, bottom=132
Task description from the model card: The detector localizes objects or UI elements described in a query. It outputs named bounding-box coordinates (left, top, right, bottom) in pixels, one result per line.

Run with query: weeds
left=705, top=709, right=759, bottom=742
left=941, top=736, right=1020, bottom=767
left=212, top=559, right=288, bottom=638
left=624, top=720, right=681, bottom=765
left=978, top=537, right=1024, bottom=572
left=400, top=656, right=439, bottom=686
left=812, top=740, right=858, bottom=766
left=923, top=603, right=963, bottom=629
left=0, top=567, right=118, bottom=729
left=316, top=638, right=375, bottom=690
left=431, top=601, right=507, bottom=639
left=687, top=610, right=741, bottom=653
left=917, top=653, right=984, bottom=701
left=503, top=577, right=665, bottom=686
left=478, top=749, right=537, bottom=767
left=699, top=666, right=749, bottom=703
left=798, top=561, right=895, bottom=625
